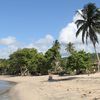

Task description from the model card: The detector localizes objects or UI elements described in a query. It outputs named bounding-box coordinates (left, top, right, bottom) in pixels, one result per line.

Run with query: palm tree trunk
left=94, top=46, right=100, bottom=72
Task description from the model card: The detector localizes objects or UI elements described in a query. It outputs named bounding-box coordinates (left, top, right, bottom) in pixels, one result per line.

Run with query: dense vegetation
left=0, top=40, right=99, bottom=76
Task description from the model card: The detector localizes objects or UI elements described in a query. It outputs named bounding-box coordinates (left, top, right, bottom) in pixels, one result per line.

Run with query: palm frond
left=86, top=31, right=89, bottom=44
left=76, top=24, right=86, bottom=37
left=92, top=22, right=100, bottom=34
left=75, top=20, right=86, bottom=28
left=92, top=13, right=100, bottom=20
left=82, top=26, right=87, bottom=43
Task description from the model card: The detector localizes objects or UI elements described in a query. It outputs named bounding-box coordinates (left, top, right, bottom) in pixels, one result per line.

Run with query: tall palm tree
left=65, top=42, right=75, bottom=54
left=75, top=3, right=100, bottom=71
left=48, top=40, right=61, bottom=81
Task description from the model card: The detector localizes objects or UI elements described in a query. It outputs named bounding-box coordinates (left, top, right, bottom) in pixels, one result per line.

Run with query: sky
left=0, top=0, right=100, bottom=58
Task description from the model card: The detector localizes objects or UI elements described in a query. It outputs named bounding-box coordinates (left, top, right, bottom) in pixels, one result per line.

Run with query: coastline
left=0, top=73, right=100, bottom=100
left=0, top=80, right=16, bottom=100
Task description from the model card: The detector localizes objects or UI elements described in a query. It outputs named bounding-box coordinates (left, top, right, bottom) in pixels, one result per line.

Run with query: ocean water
left=0, top=81, right=15, bottom=100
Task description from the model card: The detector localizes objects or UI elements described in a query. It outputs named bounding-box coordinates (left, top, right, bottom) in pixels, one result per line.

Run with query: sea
left=0, top=80, right=15, bottom=100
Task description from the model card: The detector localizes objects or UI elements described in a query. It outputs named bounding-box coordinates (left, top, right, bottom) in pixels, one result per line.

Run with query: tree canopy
left=67, top=50, right=92, bottom=74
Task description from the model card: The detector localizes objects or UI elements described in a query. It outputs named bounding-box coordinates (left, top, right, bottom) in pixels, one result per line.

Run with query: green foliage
left=67, top=50, right=92, bottom=74
left=9, top=48, right=38, bottom=75
left=7, top=40, right=61, bottom=76
left=0, top=47, right=97, bottom=75
left=8, top=48, right=52, bottom=75
left=65, top=42, right=75, bottom=55
left=60, top=57, right=67, bottom=71
left=33, top=53, right=48, bottom=75
left=45, top=40, right=61, bottom=73
left=0, top=59, right=9, bottom=75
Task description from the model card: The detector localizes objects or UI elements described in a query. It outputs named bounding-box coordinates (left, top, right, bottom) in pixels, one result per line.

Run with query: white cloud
left=59, top=12, right=83, bottom=44
left=59, top=22, right=78, bottom=43
left=0, top=45, right=18, bottom=59
left=26, top=34, right=54, bottom=53
left=0, top=34, right=54, bottom=59
left=0, top=36, right=17, bottom=45
left=0, top=36, right=21, bottom=59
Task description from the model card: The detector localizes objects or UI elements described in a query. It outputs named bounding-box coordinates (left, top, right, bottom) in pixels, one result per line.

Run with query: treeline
left=0, top=40, right=98, bottom=76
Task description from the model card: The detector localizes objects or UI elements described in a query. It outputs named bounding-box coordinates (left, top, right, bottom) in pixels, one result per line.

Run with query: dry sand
left=0, top=73, right=100, bottom=100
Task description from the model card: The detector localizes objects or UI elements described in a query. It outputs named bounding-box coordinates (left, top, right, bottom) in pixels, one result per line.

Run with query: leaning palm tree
left=65, top=42, right=75, bottom=54
left=75, top=3, right=100, bottom=71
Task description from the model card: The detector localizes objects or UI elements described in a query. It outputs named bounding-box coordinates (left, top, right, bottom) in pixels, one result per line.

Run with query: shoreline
left=0, top=73, right=100, bottom=100
left=0, top=80, right=16, bottom=100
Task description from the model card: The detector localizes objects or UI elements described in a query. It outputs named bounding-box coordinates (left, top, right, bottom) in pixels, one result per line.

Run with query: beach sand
left=0, top=73, right=100, bottom=100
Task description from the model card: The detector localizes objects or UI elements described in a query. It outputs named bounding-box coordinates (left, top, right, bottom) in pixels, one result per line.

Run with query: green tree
left=75, top=3, right=100, bottom=71
left=60, top=57, right=68, bottom=75
left=0, top=59, right=9, bottom=75
left=45, top=40, right=61, bottom=74
left=34, top=53, right=48, bottom=75
left=67, top=50, right=92, bottom=75
left=65, top=42, right=75, bottom=55
left=9, top=48, right=50, bottom=76
left=9, top=48, right=38, bottom=76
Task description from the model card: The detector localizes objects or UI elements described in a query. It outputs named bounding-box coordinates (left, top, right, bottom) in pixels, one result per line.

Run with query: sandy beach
left=0, top=73, right=100, bottom=100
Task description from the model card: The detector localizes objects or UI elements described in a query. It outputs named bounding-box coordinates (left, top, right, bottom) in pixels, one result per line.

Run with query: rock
left=88, top=91, right=91, bottom=94
left=67, top=89, right=69, bottom=91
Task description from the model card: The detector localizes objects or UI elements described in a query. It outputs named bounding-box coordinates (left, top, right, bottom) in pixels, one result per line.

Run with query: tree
left=35, top=53, right=48, bottom=75
left=9, top=48, right=38, bottom=76
left=0, top=59, right=9, bottom=75
left=60, top=57, right=68, bottom=75
left=9, top=48, right=51, bottom=76
left=67, top=50, right=92, bottom=75
left=45, top=40, right=61, bottom=73
left=45, top=40, right=61, bottom=80
left=75, top=3, right=100, bottom=71
left=65, top=42, right=75, bottom=55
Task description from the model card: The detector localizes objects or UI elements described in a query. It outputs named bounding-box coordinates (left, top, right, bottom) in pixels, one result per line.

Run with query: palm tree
left=65, top=42, right=75, bottom=54
left=75, top=3, right=100, bottom=71
left=48, top=40, right=61, bottom=81
left=52, top=40, right=61, bottom=73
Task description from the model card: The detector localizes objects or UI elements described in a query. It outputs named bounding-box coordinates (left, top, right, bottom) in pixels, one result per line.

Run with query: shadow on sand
left=47, top=76, right=78, bottom=82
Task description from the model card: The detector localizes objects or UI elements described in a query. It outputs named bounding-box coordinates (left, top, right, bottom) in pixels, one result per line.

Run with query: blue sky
left=0, top=0, right=100, bottom=58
